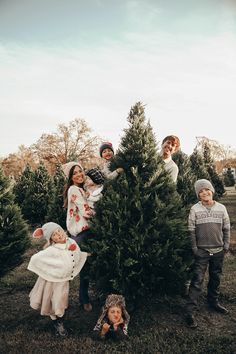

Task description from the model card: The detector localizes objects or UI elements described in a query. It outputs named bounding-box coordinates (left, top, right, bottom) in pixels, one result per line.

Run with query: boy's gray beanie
left=194, top=179, right=215, bottom=197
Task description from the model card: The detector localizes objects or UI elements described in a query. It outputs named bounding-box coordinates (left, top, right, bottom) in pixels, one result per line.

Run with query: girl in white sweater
left=28, top=222, right=88, bottom=337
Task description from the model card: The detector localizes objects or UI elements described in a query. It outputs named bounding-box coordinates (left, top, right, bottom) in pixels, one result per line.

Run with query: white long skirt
left=29, top=277, right=69, bottom=317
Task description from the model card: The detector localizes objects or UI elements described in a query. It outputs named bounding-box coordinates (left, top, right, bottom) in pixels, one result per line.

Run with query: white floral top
left=66, top=185, right=93, bottom=237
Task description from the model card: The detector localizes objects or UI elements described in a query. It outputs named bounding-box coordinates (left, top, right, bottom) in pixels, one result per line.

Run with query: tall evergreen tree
left=202, top=142, right=225, bottom=199
left=13, top=164, right=34, bottom=208
left=0, top=167, right=30, bottom=277
left=46, top=164, right=66, bottom=228
left=189, top=148, right=209, bottom=181
left=172, top=150, right=197, bottom=208
left=22, top=162, right=53, bottom=225
left=87, top=102, right=191, bottom=304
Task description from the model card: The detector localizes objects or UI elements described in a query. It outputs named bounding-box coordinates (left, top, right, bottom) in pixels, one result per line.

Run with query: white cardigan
left=27, top=238, right=87, bottom=282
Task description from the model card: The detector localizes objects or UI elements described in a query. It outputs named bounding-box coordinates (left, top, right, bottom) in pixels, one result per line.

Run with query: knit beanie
left=194, top=179, right=215, bottom=197
left=62, top=161, right=84, bottom=178
left=33, top=222, right=64, bottom=241
left=86, top=168, right=105, bottom=185
left=99, top=142, right=114, bottom=157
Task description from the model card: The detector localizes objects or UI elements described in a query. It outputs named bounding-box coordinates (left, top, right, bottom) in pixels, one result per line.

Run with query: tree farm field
left=0, top=188, right=236, bottom=354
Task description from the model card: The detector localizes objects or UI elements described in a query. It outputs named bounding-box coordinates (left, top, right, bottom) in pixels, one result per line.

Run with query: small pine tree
left=223, top=168, right=235, bottom=187
left=13, top=164, right=34, bottom=209
left=189, top=148, right=209, bottom=181
left=172, top=150, right=197, bottom=208
left=46, top=164, right=66, bottom=228
left=22, top=162, right=53, bottom=226
left=87, top=102, right=191, bottom=304
left=0, top=167, right=30, bottom=277
left=202, top=143, right=225, bottom=199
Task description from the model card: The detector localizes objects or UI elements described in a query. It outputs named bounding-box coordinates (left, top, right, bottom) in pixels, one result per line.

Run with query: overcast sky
left=0, top=0, right=236, bottom=157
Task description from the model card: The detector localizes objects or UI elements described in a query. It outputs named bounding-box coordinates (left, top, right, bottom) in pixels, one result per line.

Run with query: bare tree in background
left=1, top=145, right=38, bottom=179
left=196, top=136, right=236, bottom=161
left=32, top=118, right=101, bottom=172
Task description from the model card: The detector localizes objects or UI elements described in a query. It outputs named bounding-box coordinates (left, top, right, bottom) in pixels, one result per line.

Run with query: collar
left=163, top=156, right=172, bottom=164
left=52, top=238, right=70, bottom=250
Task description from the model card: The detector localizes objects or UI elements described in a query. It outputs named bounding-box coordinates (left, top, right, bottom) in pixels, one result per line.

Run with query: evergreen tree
left=22, top=162, right=53, bottom=225
left=202, top=143, right=225, bottom=199
left=13, top=164, right=34, bottom=208
left=172, top=150, right=197, bottom=208
left=46, top=164, right=66, bottom=228
left=0, top=167, right=30, bottom=277
left=87, top=102, right=191, bottom=304
left=223, top=168, right=235, bottom=187
left=189, top=148, right=209, bottom=181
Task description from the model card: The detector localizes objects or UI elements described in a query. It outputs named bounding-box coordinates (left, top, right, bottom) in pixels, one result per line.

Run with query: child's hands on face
left=101, top=323, right=110, bottom=336
left=107, top=306, right=123, bottom=329
left=113, top=317, right=124, bottom=331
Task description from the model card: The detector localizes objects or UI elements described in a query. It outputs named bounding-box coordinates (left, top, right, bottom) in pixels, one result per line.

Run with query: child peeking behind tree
left=93, top=294, right=130, bottom=341
left=99, top=142, right=124, bottom=180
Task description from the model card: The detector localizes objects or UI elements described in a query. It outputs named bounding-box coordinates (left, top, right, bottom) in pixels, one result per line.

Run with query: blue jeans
left=70, top=229, right=94, bottom=305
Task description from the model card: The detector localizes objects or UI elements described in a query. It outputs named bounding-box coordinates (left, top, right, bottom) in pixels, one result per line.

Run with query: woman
left=63, top=161, right=94, bottom=312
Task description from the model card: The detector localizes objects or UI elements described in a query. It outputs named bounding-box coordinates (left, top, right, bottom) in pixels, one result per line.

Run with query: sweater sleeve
left=188, top=207, right=198, bottom=254
left=222, top=205, right=231, bottom=250
left=69, top=186, right=93, bottom=219
left=101, top=162, right=119, bottom=180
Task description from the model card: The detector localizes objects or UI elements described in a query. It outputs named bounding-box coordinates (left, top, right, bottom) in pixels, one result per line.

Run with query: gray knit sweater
left=188, top=201, right=231, bottom=253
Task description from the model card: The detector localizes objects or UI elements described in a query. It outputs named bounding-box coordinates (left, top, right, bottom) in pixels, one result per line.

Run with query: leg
left=52, top=315, right=68, bottom=337
left=186, top=250, right=209, bottom=314
left=185, top=250, right=209, bottom=328
left=72, top=230, right=94, bottom=310
left=207, top=251, right=228, bottom=313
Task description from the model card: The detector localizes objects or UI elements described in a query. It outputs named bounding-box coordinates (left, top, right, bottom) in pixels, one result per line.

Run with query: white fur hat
left=62, top=161, right=84, bottom=178
left=33, top=222, right=64, bottom=241
left=194, top=179, right=215, bottom=197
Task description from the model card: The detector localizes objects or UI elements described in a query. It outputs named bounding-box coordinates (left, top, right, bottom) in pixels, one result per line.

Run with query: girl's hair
left=63, top=164, right=85, bottom=208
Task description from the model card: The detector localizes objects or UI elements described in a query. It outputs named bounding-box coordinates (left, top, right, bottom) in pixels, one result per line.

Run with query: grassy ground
left=0, top=189, right=236, bottom=354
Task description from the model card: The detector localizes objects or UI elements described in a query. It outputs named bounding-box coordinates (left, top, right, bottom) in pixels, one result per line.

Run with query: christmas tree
left=202, top=142, right=225, bottom=199
left=0, top=167, right=30, bottom=277
left=13, top=164, right=34, bottom=221
left=20, top=162, right=53, bottom=225
left=172, top=150, right=197, bottom=208
left=46, top=164, right=66, bottom=228
left=87, top=102, right=191, bottom=304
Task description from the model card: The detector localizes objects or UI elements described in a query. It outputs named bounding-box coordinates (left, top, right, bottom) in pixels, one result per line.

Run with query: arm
left=188, top=207, right=197, bottom=255
left=102, top=162, right=122, bottom=180
left=222, top=206, right=231, bottom=251
left=69, top=186, right=93, bottom=219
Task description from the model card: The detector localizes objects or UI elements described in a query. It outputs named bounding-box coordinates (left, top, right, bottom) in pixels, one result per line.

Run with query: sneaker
left=209, top=303, right=229, bottom=314
left=83, top=303, right=92, bottom=312
left=54, top=319, right=68, bottom=337
left=186, top=314, right=198, bottom=328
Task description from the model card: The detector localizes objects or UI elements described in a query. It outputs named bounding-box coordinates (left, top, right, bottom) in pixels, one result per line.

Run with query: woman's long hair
left=63, top=164, right=85, bottom=208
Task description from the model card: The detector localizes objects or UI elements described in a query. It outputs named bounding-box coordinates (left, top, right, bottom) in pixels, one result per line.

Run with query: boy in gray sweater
left=185, top=179, right=230, bottom=328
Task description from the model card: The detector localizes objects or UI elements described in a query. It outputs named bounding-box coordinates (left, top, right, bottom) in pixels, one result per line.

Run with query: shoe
left=54, top=319, right=68, bottom=337
left=209, top=303, right=229, bottom=314
left=186, top=314, right=198, bottom=328
left=83, top=303, right=92, bottom=312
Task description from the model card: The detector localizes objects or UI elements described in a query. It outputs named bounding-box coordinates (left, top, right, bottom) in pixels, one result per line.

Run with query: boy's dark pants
left=186, top=249, right=224, bottom=314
